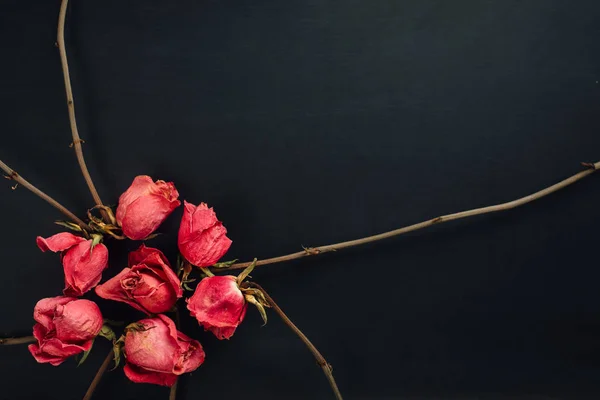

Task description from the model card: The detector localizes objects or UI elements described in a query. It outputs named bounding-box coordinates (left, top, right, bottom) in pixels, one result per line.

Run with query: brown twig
left=0, top=336, right=36, bottom=345
left=220, top=161, right=600, bottom=271
left=169, top=308, right=181, bottom=400
left=82, top=348, right=114, bottom=400
left=0, top=159, right=89, bottom=229
left=169, top=379, right=179, bottom=400
left=57, top=0, right=108, bottom=221
left=246, top=283, right=343, bottom=400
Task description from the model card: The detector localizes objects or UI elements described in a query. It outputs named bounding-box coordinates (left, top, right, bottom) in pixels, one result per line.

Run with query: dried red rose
left=116, top=175, right=181, bottom=240
left=95, top=245, right=182, bottom=314
left=28, top=296, right=103, bottom=366
left=187, top=275, right=247, bottom=340
left=123, top=314, right=205, bottom=387
left=178, top=201, right=232, bottom=267
left=37, top=232, right=108, bottom=297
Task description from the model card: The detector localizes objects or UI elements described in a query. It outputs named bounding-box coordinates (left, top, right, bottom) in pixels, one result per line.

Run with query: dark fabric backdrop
left=1, top=1, right=600, bottom=399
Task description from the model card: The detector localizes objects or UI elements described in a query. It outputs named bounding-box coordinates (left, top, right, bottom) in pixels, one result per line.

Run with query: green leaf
left=176, top=254, right=183, bottom=273
left=212, top=259, right=239, bottom=268
left=98, top=324, right=116, bottom=342
left=90, top=234, right=103, bottom=253
left=142, top=233, right=160, bottom=241
left=236, top=258, right=257, bottom=285
left=125, top=322, right=155, bottom=333
left=77, top=339, right=94, bottom=367
left=112, top=345, right=121, bottom=370
left=111, top=336, right=125, bottom=370
left=54, top=220, right=83, bottom=232
left=245, top=294, right=268, bottom=326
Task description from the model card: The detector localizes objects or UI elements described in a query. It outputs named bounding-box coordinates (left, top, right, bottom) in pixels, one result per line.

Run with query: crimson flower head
left=28, top=296, right=103, bottom=366
left=123, top=315, right=205, bottom=387
left=37, top=232, right=108, bottom=297
left=95, top=245, right=182, bottom=314
left=187, top=275, right=247, bottom=340
left=178, top=201, right=232, bottom=267
left=116, top=175, right=181, bottom=240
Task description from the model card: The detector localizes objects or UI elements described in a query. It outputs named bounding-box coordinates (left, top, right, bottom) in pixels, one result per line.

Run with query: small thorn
left=302, top=246, right=321, bottom=255
left=11, top=183, right=18, bottom=190
left=581, top=162, right=597, bottom=170
left=69, top=138, right=85, bottom=148
left=4, top=171, right=18, bottom=180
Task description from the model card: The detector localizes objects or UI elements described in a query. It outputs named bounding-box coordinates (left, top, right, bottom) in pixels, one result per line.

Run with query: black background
left=1, top=1, right=600, bottom=399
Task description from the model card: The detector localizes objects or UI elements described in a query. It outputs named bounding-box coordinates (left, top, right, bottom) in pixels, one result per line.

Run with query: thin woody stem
left=82, top=348, right=114, bottom=400
left=57, top=0, right=108, bottom=221
left=0, top=336, right=36, bottom=345
left=169, top=308, right=181, bottom=400
left=221, top=161, right=600, bottom=272
left=247, top=283, right=343, bottom=400
left=0, top=159, right=90, bottom=229
left=169, top=379, right=179, bottom=400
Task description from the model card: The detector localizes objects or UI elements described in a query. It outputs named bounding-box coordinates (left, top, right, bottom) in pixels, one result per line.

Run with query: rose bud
left=28, top=296, right=103, bottom=366
left=123, top=314, right=205, bottom=387
left=116, top=175, right=181, bottom=240
left=187, top=275, right=247, bottom=340
left=178, top=201, right=232, bottom=267
left=95, top=245, right=183, bottom=314
left=37, top=232, right=109, bottom=297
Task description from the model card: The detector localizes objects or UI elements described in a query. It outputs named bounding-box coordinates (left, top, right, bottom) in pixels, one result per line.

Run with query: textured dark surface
left=1, top=1, right=600, bottom=399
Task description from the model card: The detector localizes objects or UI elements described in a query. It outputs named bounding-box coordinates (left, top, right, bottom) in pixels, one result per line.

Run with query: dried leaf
left=54, top=220, right=83, bottom=232
left=98, top=324, right=116, bottom=342
left=245, top=294, right=268, bottom=326
left=212, top=259, right=239, bottom=268
left=77, top=339, right=94, bottom=367
left=236, top=258, right=257, bottom=285
left=90, top=234, right=103, bottom=253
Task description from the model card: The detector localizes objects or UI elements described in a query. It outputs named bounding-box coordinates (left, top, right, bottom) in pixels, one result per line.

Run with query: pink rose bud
left=95, top=245, right=183, bottom=314
left=28, top=296, right=103, bottom=366
left=187, top=275, right=246, bottom=340
left=116, top=175, right=181, bottom=240
left=178, top=201, right=232, bottom=267
left=37, top=232, right=109, bottom=297
left=123, top=315, right=205, bottom=387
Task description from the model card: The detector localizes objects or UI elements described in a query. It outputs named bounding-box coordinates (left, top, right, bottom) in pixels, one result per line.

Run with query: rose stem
left=222, top=161, right=600, bottom=271
left=169, top=380, right=179, bottom=400
left=82, top=348, right=114, bottom=400
left=57, top=0, right=109, bottom=222
left=0, top=159, right=90, bottom=230
left=0, top=336, right=36, bottom=345
left=169, top=308, right=181, bottom=400
left=247, top=283, right=343, bottom=400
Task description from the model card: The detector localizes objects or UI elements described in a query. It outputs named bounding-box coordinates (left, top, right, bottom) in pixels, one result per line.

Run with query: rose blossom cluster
left=30, top=175, right=252, bottom=386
